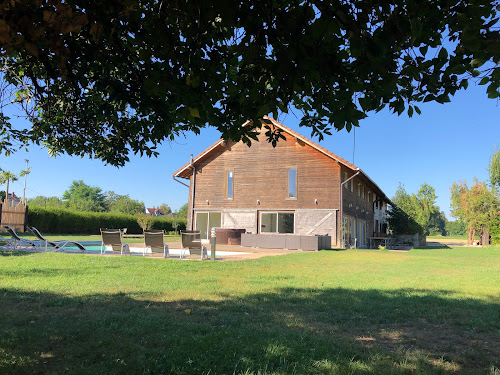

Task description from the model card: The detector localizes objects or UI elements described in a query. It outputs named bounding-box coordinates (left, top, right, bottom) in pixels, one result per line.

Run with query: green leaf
left=414, top=106, right=421, bottom=115
left=189, top=108, right=200, bottom=118
left=471, top=59, right=486, bottom=68
left=438, top=48, right=448, bottom=60
left=479, top=77, right=490, bottom=85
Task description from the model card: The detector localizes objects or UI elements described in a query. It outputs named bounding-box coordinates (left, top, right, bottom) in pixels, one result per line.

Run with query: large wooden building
left=173, top=117, right=391, bottom=248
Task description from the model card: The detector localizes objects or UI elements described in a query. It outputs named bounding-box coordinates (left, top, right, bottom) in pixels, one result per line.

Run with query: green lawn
left=0, top=247, right=499, bottom=374
left=427, top=234, right=469, bottom=241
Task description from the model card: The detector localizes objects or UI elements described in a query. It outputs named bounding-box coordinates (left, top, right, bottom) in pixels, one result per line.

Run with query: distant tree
left=159, top=203, right=172, bottom=215
left=62, top=180, right=107, bottom=212
left=392, top=184, right=416, bottom=218
left=387, top=205, right=422, bottom=235
left=106, top=191, right=145, bottom=215
left=28, top=196, right=64, bottom=208
left=445, top=220, right=467, bottom=237
left=428, top=209, right=447, bottom=236
left=413, top=183, right=437, bottom=232
left=174, top=203, right=188, bottom=220
left=489, top=149, right=500, bottom=188
left=0, top=190, right=5, bottom=201
left=391, top=183, right=437, bottom=235
left=450, top=179, right=499, bottom=245
left=0, top=170, right=18, bottom=198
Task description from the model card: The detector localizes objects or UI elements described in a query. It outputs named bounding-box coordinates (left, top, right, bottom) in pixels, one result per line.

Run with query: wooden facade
left=174, top=117, right=391, bottom=248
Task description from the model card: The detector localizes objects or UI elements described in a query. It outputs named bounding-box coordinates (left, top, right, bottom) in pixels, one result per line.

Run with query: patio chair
left=180, top=230, right=207, bottom=260
left=28, top=227, right=89, bottom=253
left=2, top=226, right=39, bottom=251
left=100, top=229, right=130, bottom=255
left=143, top=230, right=169, bottom=257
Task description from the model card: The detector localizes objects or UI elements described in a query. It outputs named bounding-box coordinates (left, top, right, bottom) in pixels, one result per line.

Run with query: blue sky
left=0, top=83, right=498, bottom=218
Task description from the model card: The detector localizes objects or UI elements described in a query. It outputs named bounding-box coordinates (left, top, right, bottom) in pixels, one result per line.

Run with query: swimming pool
left=60, top=243, right=249, bottom=256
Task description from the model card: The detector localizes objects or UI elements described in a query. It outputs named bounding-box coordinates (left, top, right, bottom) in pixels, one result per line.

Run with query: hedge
left=27, top=207, right=186, bottom=235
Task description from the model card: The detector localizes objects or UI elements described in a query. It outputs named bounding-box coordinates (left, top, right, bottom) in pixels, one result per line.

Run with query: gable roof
left=173, top=116, right=392, bottom=204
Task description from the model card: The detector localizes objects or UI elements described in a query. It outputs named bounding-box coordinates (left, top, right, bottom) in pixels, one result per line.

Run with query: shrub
left=27, top=207, right=186, bottom=234
left=136, top=213, right=155, bottom=231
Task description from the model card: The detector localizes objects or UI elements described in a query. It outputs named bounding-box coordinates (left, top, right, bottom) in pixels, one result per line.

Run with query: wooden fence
left=0, top=199, right=28, bottom=233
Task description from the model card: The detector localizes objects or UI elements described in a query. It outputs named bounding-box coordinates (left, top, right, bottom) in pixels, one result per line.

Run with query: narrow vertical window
left=357, top=184, right=361, bottom=197
left=344, top=172, right=348, bottom=189
left=367, top=191, right=371, bottom=203
left=350, top=179, right=354, bottom=192
left=288, top=168, right=296, bottom=198
left=362, top=186, right=365, bottom=199
left=227, top=171, right=233, bottom=199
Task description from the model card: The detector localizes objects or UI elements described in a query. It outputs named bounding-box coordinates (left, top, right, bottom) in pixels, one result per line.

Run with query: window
left=362, top=186, right=365, bottom=200
left=288, top=168, right=296, bottom=198
left=260, top=212, right=294, bottom=233
left=350, top=179, right=354, bottom=192
left=367, top=191, right=371, bottom=203
left=227, top=171, right=233, bottom=199
left=344, top=172, right=348, bottom=189
left=357, top=183, right=361, bottom=197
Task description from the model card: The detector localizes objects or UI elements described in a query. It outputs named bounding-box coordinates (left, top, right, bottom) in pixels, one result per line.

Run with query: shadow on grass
left=0, top=250, right=35, bottom=257
left=413, top=245, right=452, bottom=250
left=0, top=287, right=498, bottom=374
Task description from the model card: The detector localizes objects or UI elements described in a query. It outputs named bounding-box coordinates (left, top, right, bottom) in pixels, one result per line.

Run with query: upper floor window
left=288, top=168, right=297, bottom=198
left=227, top=171, right=233, bottom=199
left=362, top=186, right=365, bottom=199
left=350, top=178, right=354, bottom=192
left=357, top=183, right=361, bottom=197
left=367, top=191, right=371, bottom=203
left=344, top=172, right=349, bottom=189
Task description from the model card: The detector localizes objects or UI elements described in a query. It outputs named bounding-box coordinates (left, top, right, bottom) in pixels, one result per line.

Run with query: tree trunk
left=468, top=227, right=473, bottom=245
left=472, top=228, right=477, bottom=245
left=5, top=179, right=9, bottom=199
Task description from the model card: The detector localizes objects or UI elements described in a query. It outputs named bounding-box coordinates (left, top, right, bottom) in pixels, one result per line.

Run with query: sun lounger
left=144, top=230, right=169, bottom=257
left=28, top=227, right=88, bottom=253
left=100, top=229, right=130, bottom=255
left=2, top=226, right=39, bottom=251
left=180, top=230, right=207, bottom=260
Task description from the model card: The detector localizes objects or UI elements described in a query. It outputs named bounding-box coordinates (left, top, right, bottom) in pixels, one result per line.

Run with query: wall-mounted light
left=257, top=199, right=260, bottom=205
left=206, top=200, right=209, bottom=204
left=314, top=199, right=318, bottom=205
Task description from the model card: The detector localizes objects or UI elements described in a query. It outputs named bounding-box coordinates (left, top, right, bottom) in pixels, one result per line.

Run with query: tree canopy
left=390, top=183, right=442, bottom=235
left=450, top=178, right=499, bottom=244
left=106, top=191, right=145, bottom=215
left=489, top=149, right=500, bottom=188
left=0, top=1, right=499, bottom=165
left=62, top=180, right=107, bottom=212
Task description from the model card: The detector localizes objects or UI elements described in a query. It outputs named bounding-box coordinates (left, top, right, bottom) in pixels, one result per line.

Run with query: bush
left=27, top=207, right=186, bottom=234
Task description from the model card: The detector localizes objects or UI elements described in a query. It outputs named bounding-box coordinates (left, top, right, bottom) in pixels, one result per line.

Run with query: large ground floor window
left=195, top=212, right=222, bottom=240
left=260, top=212, right=294, bottom=234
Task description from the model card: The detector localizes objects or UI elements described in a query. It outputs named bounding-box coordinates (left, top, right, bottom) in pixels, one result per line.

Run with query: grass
left=427, top=234, right=469, bottom=241
left=0, top=247, right=499, bottom=374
